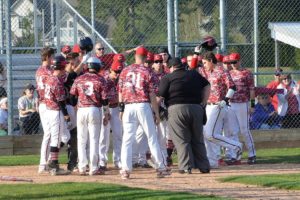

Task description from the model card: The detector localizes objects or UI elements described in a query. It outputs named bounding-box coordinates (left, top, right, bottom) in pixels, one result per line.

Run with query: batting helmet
left=87, top=57, right=103, bottom=72
left=52, top=55, right=68, bottom=70
left=79, top=37, right=93, bottom=53
left=200, top=36, right=217, bottom=51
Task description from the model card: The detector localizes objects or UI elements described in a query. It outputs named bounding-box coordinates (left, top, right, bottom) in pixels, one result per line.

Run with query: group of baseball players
left=36, top=36, right=256, bottom=179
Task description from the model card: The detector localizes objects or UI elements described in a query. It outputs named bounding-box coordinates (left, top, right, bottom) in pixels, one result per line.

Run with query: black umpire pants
left=168, top=104, right=210, bottom=171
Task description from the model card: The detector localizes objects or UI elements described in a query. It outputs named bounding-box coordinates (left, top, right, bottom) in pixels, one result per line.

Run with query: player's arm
left=201, top=84, right=211, bottom=105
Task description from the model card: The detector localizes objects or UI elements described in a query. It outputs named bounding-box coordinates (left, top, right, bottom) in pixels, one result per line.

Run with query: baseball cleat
left=120, top=170, right=130, bottom=180
left=225, top=158, right=242, bottom=165
left=89, top=168, right=105, bottom=176
left=247, top=156, right=257, bottom=165
left=156, top=169, right=172, bottom=178
left=50, top=168, right=71, bottom=176
left=178, top=168, right=192, bottom=174
left=199, top=168, right=210, bottom=174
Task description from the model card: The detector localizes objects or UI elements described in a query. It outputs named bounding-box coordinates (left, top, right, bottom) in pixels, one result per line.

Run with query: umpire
left=159, top=57, right=211, bottom=174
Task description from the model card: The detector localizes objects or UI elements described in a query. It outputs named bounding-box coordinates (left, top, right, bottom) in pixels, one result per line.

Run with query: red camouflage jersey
left=70, top=72, right=107, bottom=108
left=199, top=66, right=235, bottom=103
left=104, top=73, right=119, bottom=106
left=44, top=75, right=66, bottom=110
left=229, top=68, right=255, bottom=103
left=152, top=71, right=166, bottom=96
left=118, top=64, right=155, bottom=103
left=36, top=65, right=53, bottom=104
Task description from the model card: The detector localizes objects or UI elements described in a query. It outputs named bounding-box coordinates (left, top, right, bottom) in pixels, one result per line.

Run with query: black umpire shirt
left=159, top=68, right=209, bottom=107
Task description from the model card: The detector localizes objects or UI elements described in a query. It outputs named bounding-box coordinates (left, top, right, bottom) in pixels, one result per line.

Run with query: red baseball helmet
left=222, top=55, right=230, bottom=63
left=111, top=61, right=124, bottom=72
left=215, top=54, right=223, bottom=62
left=113, top=54, right=126, bottom=62
left=146, top=52, right=154, bottom=63
left=61, top=45, right=71, bottom=54
left=229, top=53, right=240, bottom=61
left=136, top=47, right=148, bottom=56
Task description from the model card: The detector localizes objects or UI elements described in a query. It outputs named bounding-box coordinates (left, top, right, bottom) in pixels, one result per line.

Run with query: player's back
left=71, top=72, right=106, bottom=108
left=118, top=64, right=152, bottom=103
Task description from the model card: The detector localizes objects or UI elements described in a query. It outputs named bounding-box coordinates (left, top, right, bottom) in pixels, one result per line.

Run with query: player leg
left=110, top=107, right=123, bottom=168
left=77, top=108, right=89, bottom=174
left=99, top=114, right=111, bottom=170
left=231, top=102, right=256, bottom=163
left=66, top=105, right=78, bottom=171
left=87, top=107, right=101, bottom=175
left=38, top=103, right=51, bottom=173
left=120, top=104, right=139, bottom=178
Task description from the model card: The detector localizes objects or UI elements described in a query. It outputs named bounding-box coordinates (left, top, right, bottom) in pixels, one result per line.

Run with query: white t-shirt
left=18, top=96, right=38, bottom=118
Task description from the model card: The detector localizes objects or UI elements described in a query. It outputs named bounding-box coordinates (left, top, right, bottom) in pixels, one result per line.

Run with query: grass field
left=221, top=173, right=300, bottom=190
left=0, top=182, right=226, bottom=200
left=1, top=147, right=299, bottom=166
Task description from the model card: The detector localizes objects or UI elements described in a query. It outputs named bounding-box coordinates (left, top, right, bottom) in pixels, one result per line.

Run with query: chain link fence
left=0, top=0, right=300, bottom=136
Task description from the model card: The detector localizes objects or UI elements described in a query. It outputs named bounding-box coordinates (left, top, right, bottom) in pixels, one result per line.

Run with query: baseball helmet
left=200, top=36, right=217, bottom=51
left=52, top=55, right=68, bottom=70
left=61, top=45, right=71, bottom=54
left=79, top=37, right=93, bottom=53
left=87, top=57, right=103, bottom=72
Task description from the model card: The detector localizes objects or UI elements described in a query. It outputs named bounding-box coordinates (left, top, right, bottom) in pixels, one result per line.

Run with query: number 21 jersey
left=118, top=64, right=155, bottom=103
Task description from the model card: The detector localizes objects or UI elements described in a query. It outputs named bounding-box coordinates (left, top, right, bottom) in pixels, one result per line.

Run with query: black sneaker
left=178, top=168, right=192, bottom=174
left=199, top=169, right=210, bottom=174
left=247, top=156, right=256, bottom=165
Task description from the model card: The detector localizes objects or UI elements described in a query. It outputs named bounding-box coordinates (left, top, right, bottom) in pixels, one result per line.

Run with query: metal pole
left=0, top=0, right=3, bottom=54
left=56, top=0, right=61, bottom=53
left=275, top=40, right=279, bottom=69
left=167, top=0, right=174, bottom=57
left=42, top=9, right=45, bottom=47
left=219, top=0, right=226, bottom=53
left=33, top=0, right=38, bottom=53
left=174, top=0, right=179, bottom=57
left=73, top=15, right=78, bottom=45
left=5, top=0, right=13, bottom=135
left=253, top=0, right=259, bottom=86
left=51, top=0, right=55, bottom=46
left=91, top=0, right=95, bottom=41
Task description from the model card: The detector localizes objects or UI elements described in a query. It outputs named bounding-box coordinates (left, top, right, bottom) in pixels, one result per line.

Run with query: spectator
left=266, top=68, right=283, bottom=111
left=18, top=83, right=40, bottom=135
left=0, top=62, right=7, bottom=97
left=277, top=74, right=300, bottom=128
left=0, top=97, right=8, bottom=136
left=250, top=94, right=281, bottom=129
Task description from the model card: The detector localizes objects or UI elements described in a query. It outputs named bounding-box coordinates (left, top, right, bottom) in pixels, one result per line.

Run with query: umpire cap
left=168, top=57, right=183, bottom=68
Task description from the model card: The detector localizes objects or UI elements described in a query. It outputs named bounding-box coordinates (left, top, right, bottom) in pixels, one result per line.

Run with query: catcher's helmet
left=87, top=57, right=103, bottom=72
left=200, top=36, right=217, bottom=51
left=79, top=37, right=93, bottom=53
left=52, top=55, right=68, bottom=70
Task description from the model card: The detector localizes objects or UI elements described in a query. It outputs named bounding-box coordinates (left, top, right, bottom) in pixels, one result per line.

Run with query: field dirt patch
left=1, top=163, right=300, bottom=200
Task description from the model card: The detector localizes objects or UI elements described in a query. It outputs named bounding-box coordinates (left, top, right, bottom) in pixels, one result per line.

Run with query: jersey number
left=84, top=82, right=94, bottom=96
left=126, top=72, right=141, bottom=89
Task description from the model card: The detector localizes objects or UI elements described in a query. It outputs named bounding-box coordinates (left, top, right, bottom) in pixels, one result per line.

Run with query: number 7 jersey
left=118, top=64, right=155, bottom=103
left=70, top=72, right=107, bottom=108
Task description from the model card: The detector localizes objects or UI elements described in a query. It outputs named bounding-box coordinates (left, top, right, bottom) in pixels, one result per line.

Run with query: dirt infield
left=1, top=163, right=300, bottom=200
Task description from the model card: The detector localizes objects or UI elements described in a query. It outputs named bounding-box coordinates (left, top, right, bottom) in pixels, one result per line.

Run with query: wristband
left=250, top=99, right=255, bottom=108
left=119, top=102, right=125, bottom=112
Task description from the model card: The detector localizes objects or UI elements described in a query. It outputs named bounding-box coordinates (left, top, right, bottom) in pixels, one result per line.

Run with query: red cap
left=197, top=55, right=203, bottom=63
left=215, top=54, right=223, bottom=62
left=146, top=52, right=154, bottom=62
left=181, top=57, right=187, bottom=64
left=222, top=55, right=230, bottom=63
left=111, top=61, right=124, bottom=72
left=136, top=47, right=148, bottom=56
left=62, top=45, right=71, bottom=54
left=154, top=54, right=163, bottom=61
left=72, top=44, right=81, bottom=53
left=229, top=53, right=240, bottom=61
left=113, top=53, right=126, bottom=62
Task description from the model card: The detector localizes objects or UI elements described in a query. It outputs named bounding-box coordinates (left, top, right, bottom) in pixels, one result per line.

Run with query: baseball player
left=44, top=55, right=71, bottom=175
left=228, top=52, right=256, bottom=165
left=70, top=57, right=109, bottom=176
left=118, top=47, right=170, bottom=179
left=199, top=52, right=242, bottom=168
left=36, top=47, right=55, bottom=174
left=98, top=59, right=124, bottom=170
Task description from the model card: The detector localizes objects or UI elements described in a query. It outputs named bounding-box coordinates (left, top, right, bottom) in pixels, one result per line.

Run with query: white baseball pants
left=229, top=102, right=256, bottom=158
left=77, top=107, right=102, bottom=173
left=121, top=103, right=166, bottom=172
left=99, top=107, right=123, bottom=168
left=204, top=104, right=242, bottom=167
left=39, top=103, right=51, bottom=168
left=132, top=125, right=148, bottom=165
